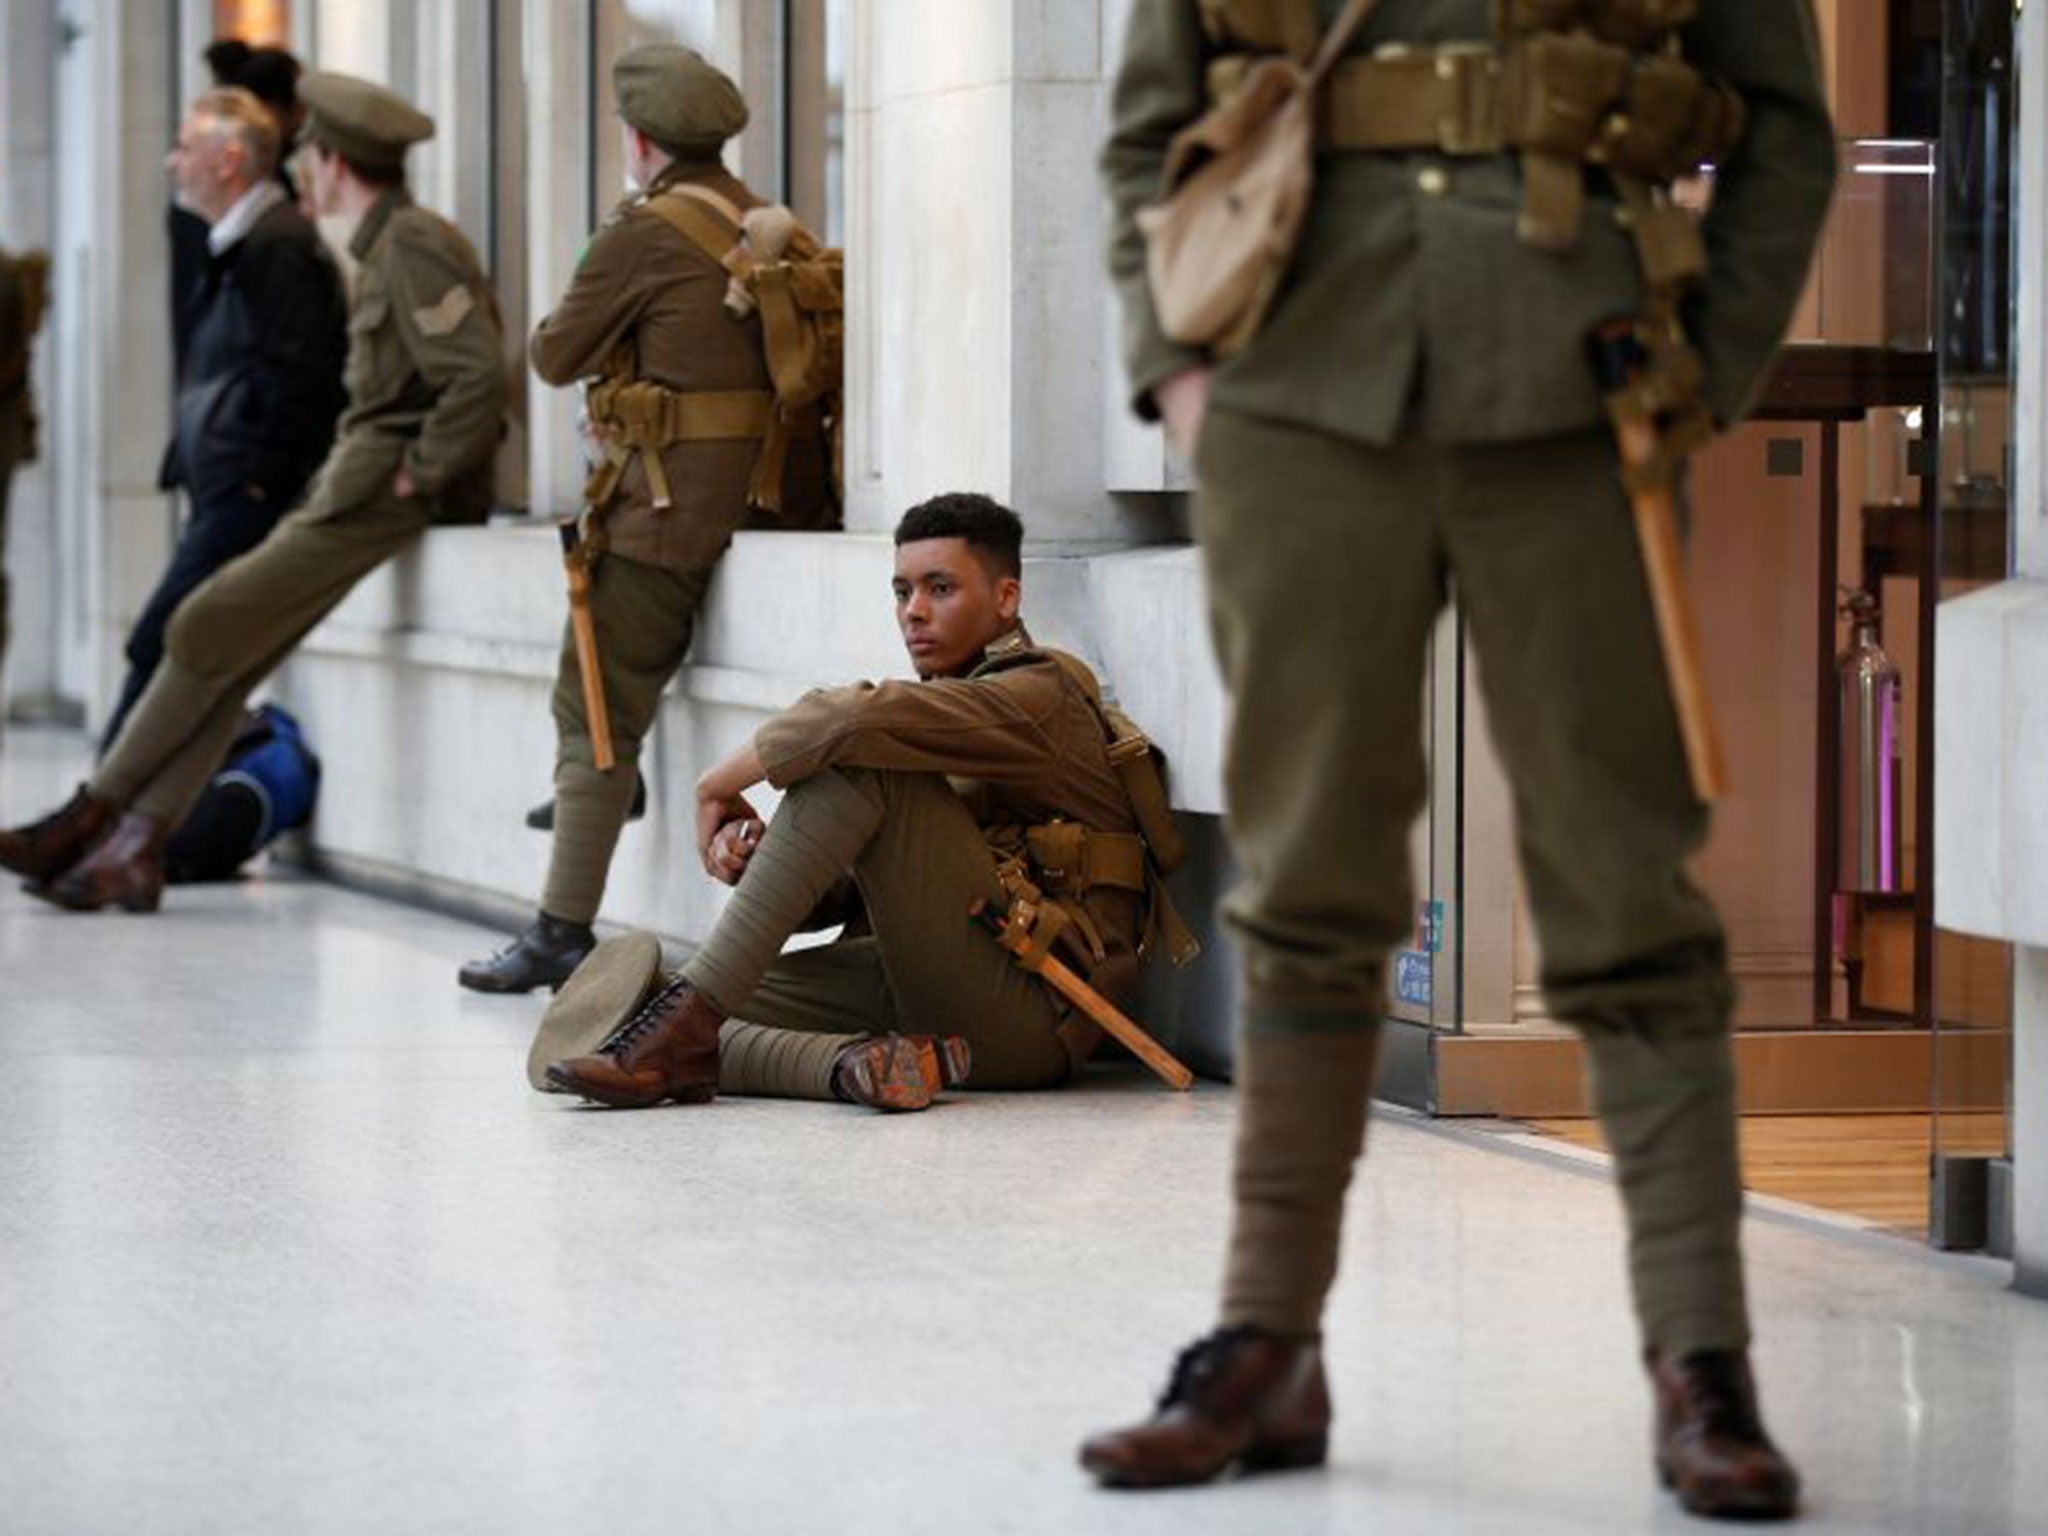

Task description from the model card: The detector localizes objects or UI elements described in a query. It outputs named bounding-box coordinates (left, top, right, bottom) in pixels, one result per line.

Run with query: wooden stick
left=559, top=523, right=616, bottom=772
left=1586, top=319, right=1726, bottom=804
left=971, top=901, right=1194, bottom=1091
left=1612, top=413, right=1727, bottom=802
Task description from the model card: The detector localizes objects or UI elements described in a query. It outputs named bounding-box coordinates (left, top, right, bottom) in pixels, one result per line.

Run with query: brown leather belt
left=587, top=383, right=822, bottom=445
left=1321, top=45, right=1508, bottom=155
left=1205, top=45, right=1508, bottom=156
left=583, top=381, right=821, bottom=514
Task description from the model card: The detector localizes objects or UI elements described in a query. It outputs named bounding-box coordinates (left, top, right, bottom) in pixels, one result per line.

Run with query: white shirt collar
left=206, top=180, right=288, bottom=256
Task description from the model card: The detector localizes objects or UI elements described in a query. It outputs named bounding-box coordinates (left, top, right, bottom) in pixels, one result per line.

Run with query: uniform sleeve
left=528, top=214, right=664, bottom=385
left=754, top=667, right=1068, bottom=789
left=1099, top=0, right=1213, bottom=418
left=385, top=229, right=507, bottom=493
left=1682, top=0, right=1839, bottom=425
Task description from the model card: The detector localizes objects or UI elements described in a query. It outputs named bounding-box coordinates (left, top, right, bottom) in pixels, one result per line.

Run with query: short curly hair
left=893, top=493, right=1024, bottom=579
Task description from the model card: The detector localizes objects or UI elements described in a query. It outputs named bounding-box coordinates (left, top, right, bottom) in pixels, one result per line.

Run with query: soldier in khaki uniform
left=460, top=44, right=834, bottom=994
left=1080, top=0, right=1836, bottom=1521
left=535, top=494, right=1185, bottom=1112
left=0, top=72, right=505, bottom=912
left=0, top=244, right=47, bottom=718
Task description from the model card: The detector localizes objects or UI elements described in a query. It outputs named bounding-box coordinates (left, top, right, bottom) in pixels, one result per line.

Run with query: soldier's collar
left=648, top=157, right=725, bottom=195
left=970, top=624, right=1036, bottom=675
left=349, top=187, right=413, bottom=261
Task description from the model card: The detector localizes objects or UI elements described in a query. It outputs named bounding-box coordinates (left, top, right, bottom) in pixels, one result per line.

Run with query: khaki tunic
left=1102, top=0, right=1838, bottom=439
left=312, top=189, right=505, bottom=520
left=529, top=160, right=832, bottom=573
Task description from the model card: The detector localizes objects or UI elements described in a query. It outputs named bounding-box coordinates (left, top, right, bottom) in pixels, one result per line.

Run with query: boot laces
left=1157, top=1327, right=1258, bottom=1413
left=1679, top=1352, right=1763, bottom=1441
left=597, top=977, right=693, bottom=1057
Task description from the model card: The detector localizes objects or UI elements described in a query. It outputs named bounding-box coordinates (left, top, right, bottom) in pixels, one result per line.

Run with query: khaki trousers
left=683, top=766, right=1072, bottom=1090
left=1198, top=405, right=1747, bottom=1356
left=541, top=552, right=713, bottom=925
left=92, top=490, right=429, bottom=825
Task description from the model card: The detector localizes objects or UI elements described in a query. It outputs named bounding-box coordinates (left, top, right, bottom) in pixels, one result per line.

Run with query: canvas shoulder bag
left=1136, top=0, right=1381, bottom=358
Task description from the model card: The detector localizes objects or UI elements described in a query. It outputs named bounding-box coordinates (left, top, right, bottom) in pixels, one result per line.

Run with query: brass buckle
left=1434, top=45, right=1505, bottom=156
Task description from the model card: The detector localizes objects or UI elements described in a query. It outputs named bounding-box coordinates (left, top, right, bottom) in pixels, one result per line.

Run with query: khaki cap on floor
left=526, top=931, right=667, bottom=1092
left=613, top=44, right=748, bottom=154
left=299, top=70, right=434, bottom=170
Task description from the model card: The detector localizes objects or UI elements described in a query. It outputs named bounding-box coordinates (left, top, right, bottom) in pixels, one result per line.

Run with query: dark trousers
left=100, top=485, right=291, bottom=752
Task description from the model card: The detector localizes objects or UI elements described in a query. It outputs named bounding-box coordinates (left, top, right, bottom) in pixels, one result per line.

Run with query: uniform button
left=1416, top=166, right=1449, bottom=197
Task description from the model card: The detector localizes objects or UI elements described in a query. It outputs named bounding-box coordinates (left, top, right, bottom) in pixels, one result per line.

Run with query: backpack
left=643, top=186, right=846, bottom=495
left=165, top=704, right=322, bottom=883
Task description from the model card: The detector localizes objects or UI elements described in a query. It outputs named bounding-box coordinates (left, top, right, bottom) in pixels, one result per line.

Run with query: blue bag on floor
left=164, top=703, right=322, bottom=884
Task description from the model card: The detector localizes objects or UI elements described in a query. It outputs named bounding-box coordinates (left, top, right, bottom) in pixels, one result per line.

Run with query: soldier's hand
left=394, top=464, right=419, bottom=499
left=1156, top=365, right=1214, bottom=461
left=696, top=789, right=760, bottom=881
left=706, top=817, right=763, bottom=885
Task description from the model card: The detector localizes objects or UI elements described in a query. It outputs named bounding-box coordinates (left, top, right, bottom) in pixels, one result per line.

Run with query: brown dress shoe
left=0, top=784, right=116, bottom=881
left=833, top=1033, right=972, bottom=1112
left=544, top=977, right=724, bottom=1108
left=1079, top=1327, right=1330, bottom=1488
left=1648, top=1349, right=1801, bottom=1520
left=28, top=812, right=167, bottom=913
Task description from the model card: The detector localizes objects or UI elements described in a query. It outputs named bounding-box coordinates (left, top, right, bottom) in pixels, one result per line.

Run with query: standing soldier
left=0, top=242, right=48, bottom=729
left=0, top=72, right=505, bottom=912
left=459, top=45, right=833, bottom=994
left=1083, top=0, right=1835, bottom=1523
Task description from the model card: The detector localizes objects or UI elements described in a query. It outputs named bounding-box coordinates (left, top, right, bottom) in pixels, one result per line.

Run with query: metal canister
left=1837, top=589, right=1904, bottom=893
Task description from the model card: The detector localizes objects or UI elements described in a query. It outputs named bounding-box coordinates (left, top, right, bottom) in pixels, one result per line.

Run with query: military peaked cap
left=613, top=45, right=749, bottom=154
left=299, top=71, right=434, bottom=170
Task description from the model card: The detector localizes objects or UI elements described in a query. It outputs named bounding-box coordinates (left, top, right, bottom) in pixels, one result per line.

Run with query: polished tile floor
left=2, top=726, right=2044, bottom=1536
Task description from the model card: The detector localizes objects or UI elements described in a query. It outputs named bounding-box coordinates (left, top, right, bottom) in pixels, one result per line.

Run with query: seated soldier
left=541, top=492, right=1192, bottom=1111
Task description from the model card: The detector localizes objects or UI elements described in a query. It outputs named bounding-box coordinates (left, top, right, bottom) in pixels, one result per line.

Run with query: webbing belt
left=1205, top=41, right=1737, bottom=256
left=1319, top=46, right=1508, bottom=155
left=582, top=381, right=820, bottom=513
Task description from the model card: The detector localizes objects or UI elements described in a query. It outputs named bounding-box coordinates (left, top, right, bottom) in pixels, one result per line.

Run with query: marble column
left=1938, top=0, right=2047, bottom=1299
left=843, top=0, right=1166, bottom=548
left=0, top=0, right=58, bottom=714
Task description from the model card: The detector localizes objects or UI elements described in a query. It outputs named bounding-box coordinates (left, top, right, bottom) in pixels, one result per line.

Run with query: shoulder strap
left=669, top=182, right=748, bottom=226
left=1034, top=649, right=1201, bottom=967
left=640, top=186, right=743, bottom=265
left=1309, top=0, right=1383, bottom=87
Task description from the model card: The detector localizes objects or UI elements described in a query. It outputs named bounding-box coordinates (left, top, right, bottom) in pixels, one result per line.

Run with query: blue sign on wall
left=1419, top=901, right=1445, bottom=955
left=1394, top=950, right=1433, bottom=1008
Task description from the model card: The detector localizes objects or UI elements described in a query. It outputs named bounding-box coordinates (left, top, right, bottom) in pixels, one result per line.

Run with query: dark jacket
left=162, top=197, right=348, bottom=505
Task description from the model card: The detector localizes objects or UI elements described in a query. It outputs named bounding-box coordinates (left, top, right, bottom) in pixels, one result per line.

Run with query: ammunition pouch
left=1501, top=0, right=1700, bottom=52
left=581, top=377, right=822, bottom=517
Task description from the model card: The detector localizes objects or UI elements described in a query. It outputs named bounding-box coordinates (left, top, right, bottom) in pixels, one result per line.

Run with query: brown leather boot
left=833, top=1033, right=972, bottom=1112
left=29, top=811, right=167, bottom=913
left=0, top=785, right=117, bottom=881
left=1078, top=1327, right=1330, bottom=1488
left=1648, top=1349, right=1801, bottom=1520
left=544, top=976, right=724, bottom=1108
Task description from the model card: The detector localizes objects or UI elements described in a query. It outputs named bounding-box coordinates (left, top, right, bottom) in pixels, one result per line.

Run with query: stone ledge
left=296, top=526, right=1227, bottom=812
